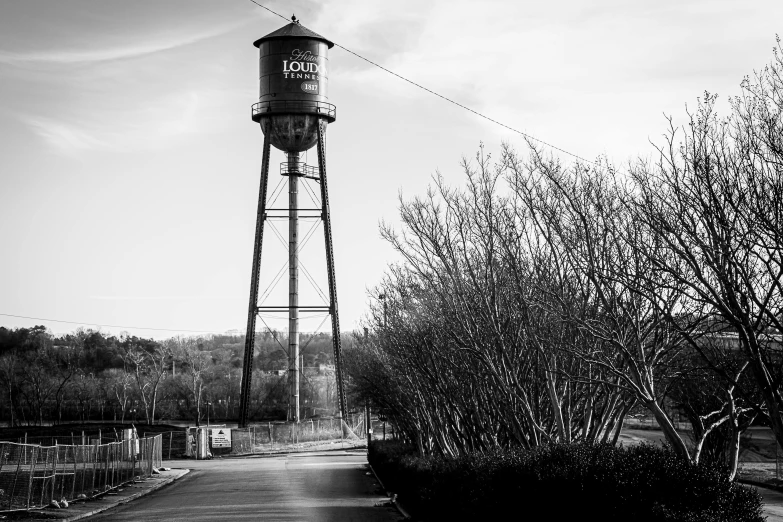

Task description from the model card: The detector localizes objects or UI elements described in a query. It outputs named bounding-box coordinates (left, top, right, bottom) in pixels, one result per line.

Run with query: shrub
left=367, top=441, right=764, bottom=521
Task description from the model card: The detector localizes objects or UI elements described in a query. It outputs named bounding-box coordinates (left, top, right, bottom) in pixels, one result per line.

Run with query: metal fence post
left=99, top=443, right=106, bottom=494
left=26, top=446, right=38, bottom=509
left=108, top=442, right=115, bottom=491
left=79, top=443, right=86, bottom=497
left=58, top=446, right=67, bottom=502
left=124, top=438, right=129, bottom=485
left=90, top=441, right=98, bottom=496
left=38, top=447, right=50, bottom=508
left=11, top=444, right=26, bottom=509
left=131, top=437, right=137, bottom=480
left=49, top=446, right=59, bottom=505
left=118, top=440, right=123, bottom=487
left=71, top=444, right=78, bottom=501
left=151, top=436, right=156, bottom=470
left=112, top=441, right=118, bottom=489
left=0, top=443, right=7, bottom=508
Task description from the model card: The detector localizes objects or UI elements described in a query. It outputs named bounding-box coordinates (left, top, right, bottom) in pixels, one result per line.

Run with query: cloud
left=157, top=92, right=200, bottom=137
left=0, top=20, right=244, bottom=65
left=20, top=90, right=207, bottom=155
left=22, top=116, right=108, bottom=154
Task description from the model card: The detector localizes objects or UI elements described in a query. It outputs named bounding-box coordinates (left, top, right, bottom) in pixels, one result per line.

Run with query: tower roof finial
left=291, top=14, right=298, bottom=24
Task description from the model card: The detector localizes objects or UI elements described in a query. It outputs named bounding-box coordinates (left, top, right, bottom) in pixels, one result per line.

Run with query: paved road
left=88, top=450, right=402, bottom=522
left=761, top=486, right=783, bottom=521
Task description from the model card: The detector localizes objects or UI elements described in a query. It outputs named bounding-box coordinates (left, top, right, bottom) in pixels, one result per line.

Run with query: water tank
left=252, top=20, right=336, bottom=153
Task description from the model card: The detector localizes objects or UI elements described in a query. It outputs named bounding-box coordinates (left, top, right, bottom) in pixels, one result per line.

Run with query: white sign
left=210, top=428, right=232, bottom=448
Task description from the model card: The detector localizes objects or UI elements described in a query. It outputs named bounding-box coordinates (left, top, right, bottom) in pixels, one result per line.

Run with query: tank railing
left=280, top=162, right=319, bottom=178
left=251, top=100, right=336, bottom=120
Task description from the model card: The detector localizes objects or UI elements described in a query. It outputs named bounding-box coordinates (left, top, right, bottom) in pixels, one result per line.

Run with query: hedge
left=368, top=441, right=763, bottom=521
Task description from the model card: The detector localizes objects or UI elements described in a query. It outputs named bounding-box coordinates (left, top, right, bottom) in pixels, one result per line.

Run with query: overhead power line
left=247, top=0, right=599, bottom=167
left=0, top=312, right=220, bottom=335
left=0, top=312, right=333, bottom=336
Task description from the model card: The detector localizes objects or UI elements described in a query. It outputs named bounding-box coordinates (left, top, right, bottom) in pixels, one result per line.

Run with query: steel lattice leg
left=239, top=131, right=272, bottom=427
left=316, top=121, right=347, bottom=420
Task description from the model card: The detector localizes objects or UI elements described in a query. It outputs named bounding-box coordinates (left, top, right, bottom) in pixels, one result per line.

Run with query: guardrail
left=280, top=161, right=319, bottom=178
left=251, top=100, right=336, bottom=122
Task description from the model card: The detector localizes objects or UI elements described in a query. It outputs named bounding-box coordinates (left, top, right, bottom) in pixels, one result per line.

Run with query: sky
left=0, top=0, right=781, bottom=339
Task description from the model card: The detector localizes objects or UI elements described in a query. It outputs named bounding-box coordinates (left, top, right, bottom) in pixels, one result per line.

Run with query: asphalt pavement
left=760, top=487, right=783, bottom=522
left=83, top=450, right=401, bottom=522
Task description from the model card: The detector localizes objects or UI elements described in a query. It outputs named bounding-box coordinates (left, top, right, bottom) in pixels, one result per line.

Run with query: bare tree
left=172, top=337, right=212, bottom=425
left=122, top=337, right=170, bottom=424
left=347, top=147, right=631, bottom=456
left=0, top=342, right=21, bottom=427
left=630, top=80, right=783, bottom=448
left=105, top=368, right=133, bottom=422
left=505, top=143, right=701, bottom=459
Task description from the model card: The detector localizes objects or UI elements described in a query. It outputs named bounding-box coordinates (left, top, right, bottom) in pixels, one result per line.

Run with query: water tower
left=238, top=17, right=346, bottom=427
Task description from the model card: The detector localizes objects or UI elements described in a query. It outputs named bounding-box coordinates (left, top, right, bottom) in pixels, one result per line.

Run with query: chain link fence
left=142, top=431, right=188, bottom=460
left=146, top=415, right=369, bottom=459
left=0, top=434, right=162, bottom=512
left=229, top=414, right=367, bottom=455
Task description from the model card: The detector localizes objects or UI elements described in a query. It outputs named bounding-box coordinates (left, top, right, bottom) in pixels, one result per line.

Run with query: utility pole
left=300, top=353, right=304, bottom=419
left=365, top=401, right=372, bottom=447
left=379, top=293, right=387, bottom=327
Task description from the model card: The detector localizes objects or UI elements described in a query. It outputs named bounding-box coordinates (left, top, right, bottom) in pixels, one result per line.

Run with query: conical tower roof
left=253, top=20, right=333, bottom=48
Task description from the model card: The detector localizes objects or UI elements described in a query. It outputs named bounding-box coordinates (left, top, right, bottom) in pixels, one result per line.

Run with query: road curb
left=738, top=478, right=783, bottom=493
left=368, top=463, right=412, bottom=520
left=61, top=469, right=191, bottom=522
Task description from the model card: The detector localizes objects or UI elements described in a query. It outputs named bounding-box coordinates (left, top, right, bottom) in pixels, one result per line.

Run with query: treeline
left=0, top=325, right=339, bottom=426
left=344, top=39, right=783, bottom=479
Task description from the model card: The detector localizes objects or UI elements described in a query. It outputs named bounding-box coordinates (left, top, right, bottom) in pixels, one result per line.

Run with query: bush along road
left=367, top=440, right=764, bottom=521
